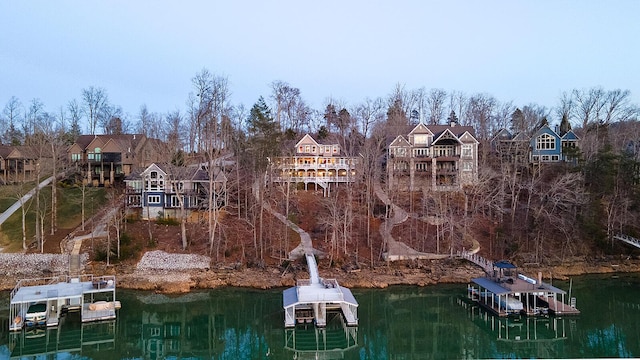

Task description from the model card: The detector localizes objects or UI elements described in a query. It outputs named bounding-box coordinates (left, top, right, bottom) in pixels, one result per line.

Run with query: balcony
left=272, top=175, right=355, bottom=184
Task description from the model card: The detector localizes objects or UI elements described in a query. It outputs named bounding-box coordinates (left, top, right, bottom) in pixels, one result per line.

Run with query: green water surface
left=1, top=273, right=639, bottom=359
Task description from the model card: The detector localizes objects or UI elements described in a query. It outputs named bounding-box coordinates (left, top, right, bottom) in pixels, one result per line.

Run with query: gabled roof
left=512, top=132, right=529, bottom=141
left=0, top=145, right=13, bottom=158
left=389, top=135, right=411, bottom=148
left=491, top=128, right=513, bottom=142
left=458, top=131, right=480, bottom=144
left=130, top=162, right=223, bottom=183
left=295, top=134, right=320, bottom=148
left=72, top=134, right=146, bottom=151
left=408, top=123, right=434, bottom=136
left=531, top=124, right=560, bottom=139
left=141, top=163, right=168, bottom=177
left=561, top=129, right=580, bottom=141
left=11, top=145, right=47, bottom=159
left=427, top=124, right=476, bottom=139
left=388, top=123, right=476, bottom=145
left=432, top=128, right=463, bottom=145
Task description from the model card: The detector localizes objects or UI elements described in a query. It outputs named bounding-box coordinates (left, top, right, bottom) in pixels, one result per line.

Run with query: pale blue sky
left=1, top=1, right=639, bottom=124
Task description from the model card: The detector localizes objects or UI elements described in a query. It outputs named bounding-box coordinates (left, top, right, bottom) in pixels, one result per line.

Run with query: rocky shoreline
left=116, top=256, right=640, bottom=294
left=1, top=252, right=639, bottom=294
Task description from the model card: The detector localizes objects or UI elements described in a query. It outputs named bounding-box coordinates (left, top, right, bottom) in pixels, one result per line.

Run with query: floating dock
left=467, top=260, right=579, bottom=317
left=9, top=275, right=120, bottom=331
left=283, top=254, right=358, bottom=327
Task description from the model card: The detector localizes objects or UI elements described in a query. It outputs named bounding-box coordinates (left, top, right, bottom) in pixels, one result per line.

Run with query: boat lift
left=283, top=254, right=358, bottom=327
left=9, top=275, right=120, bottom=331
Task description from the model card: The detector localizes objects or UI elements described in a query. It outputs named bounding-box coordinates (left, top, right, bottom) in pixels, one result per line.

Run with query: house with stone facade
left=386, top=121, right=479, bottom=191
left=67, top=134, right=164, bottom=186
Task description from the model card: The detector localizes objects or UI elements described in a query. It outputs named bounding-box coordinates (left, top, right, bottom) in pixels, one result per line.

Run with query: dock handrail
left=457, top=251, right=494, bottom=275
left=10, top=274, right=116, bottom=302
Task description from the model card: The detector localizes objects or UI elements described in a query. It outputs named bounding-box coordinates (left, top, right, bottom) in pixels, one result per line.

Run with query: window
left=552, top=155, right=559, bottom=161
left=536, top=134, right=556, bottom=150
left=305, top=145, right=310, bottom=153
left=434, top=145, right=454, bottom=157
left=325, top=146, right=330, bottom=153
left=128, top=195, right=141, bottom=206
left=148, top=195, right=161, bottom=204
left=416, top=163, right=428, bottom=172
left=394, top=161, right=408, bottom=171
left=71, top=153, right=82, bottom=162
left=414, top=148, right=428, bottom=157
left=170, top=195, right=181, bottom=207
left=414, top=134, right=428, bottom=145
left=463, top=162, right=473, bottom=171
left=312, top=146, right=316, bottom=153
left=542, top=155, right=550, bottom=161
left=462, top=145, right=472, bottom=157
left=149, top=327, right=161, bottom=337
left=87, top=147, right=101, bottom=161
left=333, top=145, right=338, bottom=153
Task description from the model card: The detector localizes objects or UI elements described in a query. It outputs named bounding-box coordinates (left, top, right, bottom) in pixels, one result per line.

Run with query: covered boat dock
left=468, top=260, right=579, bottom=317
left=283, top=254, right=358, bottom=327
left=9, top=275, right=119, bottom=331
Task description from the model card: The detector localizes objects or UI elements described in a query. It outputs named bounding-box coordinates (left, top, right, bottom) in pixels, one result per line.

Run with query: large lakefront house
left=0, top=145, right=48, bottom=184
left=67, top=134, right=164, bottom=186
left=124, top=162, right=227, bottom=220
left=387, top=121, right=479, bottom=191
left=491, top=124, right=580, bottom=167
left=269, top=134, right=359, bottom=196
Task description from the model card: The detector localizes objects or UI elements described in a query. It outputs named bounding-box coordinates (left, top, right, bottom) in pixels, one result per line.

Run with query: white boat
left=24, top=303, right=47, bottom=327
left=480, top=291, right=524, bottom=313
left=496, top=294, right=524, bottom=313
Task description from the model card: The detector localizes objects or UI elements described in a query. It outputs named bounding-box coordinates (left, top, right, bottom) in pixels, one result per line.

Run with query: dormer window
left=150, top=171, right=157, bottom=179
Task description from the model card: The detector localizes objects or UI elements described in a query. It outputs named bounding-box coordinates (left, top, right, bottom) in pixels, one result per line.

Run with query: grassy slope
left=0, top=183, right=107, bottom=252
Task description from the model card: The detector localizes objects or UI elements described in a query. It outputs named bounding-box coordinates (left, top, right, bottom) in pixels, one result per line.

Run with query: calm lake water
left=1, top=273, right=639, bottom=359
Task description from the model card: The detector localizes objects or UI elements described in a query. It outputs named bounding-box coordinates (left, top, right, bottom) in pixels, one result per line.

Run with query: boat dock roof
left=471, top=276, right=566, bottom=296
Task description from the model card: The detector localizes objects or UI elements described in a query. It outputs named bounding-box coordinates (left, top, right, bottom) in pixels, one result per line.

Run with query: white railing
left=457, top=251, right=493, bottom=274
left=614, top=234, right=640, bottom=249
left=272, top=176, right=354, bottom=183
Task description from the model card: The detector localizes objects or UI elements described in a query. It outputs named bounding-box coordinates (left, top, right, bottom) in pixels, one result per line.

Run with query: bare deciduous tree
left=82, top=86, right=108, bottom=135
left=426, top=88, right=448, bottom=125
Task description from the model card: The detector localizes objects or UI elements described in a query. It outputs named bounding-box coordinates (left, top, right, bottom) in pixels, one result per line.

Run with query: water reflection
left=458, top=297, right=573, bottom=358
left=1, top=274, right=640, bottom=359
left=8, top=317, right=115, bottom=358
left=284, top=314, right=358, bottom=358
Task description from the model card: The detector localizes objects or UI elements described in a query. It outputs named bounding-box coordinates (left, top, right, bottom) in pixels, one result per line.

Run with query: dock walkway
left=253, top=180, right=359, bottom=327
